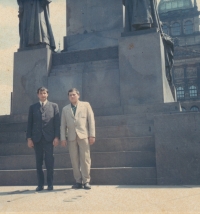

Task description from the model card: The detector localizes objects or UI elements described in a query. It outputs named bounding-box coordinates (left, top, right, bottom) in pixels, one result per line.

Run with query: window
left=184, top=1, right=190, bottom=6
left=184, top=21, right=193, bottom=35
left=190, top=106, right=199, bottom=112
left=171, top=22, right=181, bottom=36
left=172, top=2, right=178, bottom=8
left=178, top=1, right=184, bottom=8
left=181, top=106, right=186, bottom=112
left=162, top=24, right=168, bottom=34
left=166, top=2, right=171, bottom=9
left=189, top=85, right=197, bottom=97
left=176, top=87, right=184, bottom=99
left=160, top=3, right=166, bottom=11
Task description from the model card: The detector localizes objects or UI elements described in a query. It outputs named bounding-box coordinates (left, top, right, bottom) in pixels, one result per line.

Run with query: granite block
left=0, top=167, right=157, bottom=185
left=119, top=31, right=174, bottom=105
left=154, top=112, right=200, bottom=185
left=64, top=29, right=121, bottom=51
left=0, top=136, right=154, bottom=156
left=65, top=0, right=123, bottom=51
left=66, top=0, right=123, bottom=44
left=82, top=59, right=121, bottom=108
left=0, top=151, right=155, bottom=170
left=96, top=125, right=154, bottom=138
left=0, top=131, right=26, bottom=144
left=12, top=47, right=52, bottom=115
left=52, top=46, right=118, bottom=66
left=49, top=59, right=121, bottom=109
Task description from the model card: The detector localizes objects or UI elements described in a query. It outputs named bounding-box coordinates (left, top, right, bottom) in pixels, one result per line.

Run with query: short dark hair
left=37, top=87, right=48, bottom=94
left=68, top=88, right=80, bottom=96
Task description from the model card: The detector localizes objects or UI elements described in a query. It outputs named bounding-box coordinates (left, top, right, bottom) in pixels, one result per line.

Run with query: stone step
left=95, top=114, right=153, bottom=127
left=0, top=131, right=26, bottom=144
left=0, top=151, right=155, bottom=170
left=0, top=136, right=155, bottom=156
left=0, top=102, right=180, bottom=126
left=93, top=102, right=181, bottom=116
left=0, top=115, right=153, bottom=133
left=52, top=46, right=118, bottom=67
left=0, top=167, right=157, bottom=185
left=96, top=125, right=154, bottom=138
left=0, top=114, right=153, bottom=133
left=0, top=102, right=181, bottom=124
left=0, top=123, right=154, bottom=144
left=123, top=102, right=181, bottom=115
left=0, top=122, right=27, bottom=132
left=0, top=114, right=27, bottom=124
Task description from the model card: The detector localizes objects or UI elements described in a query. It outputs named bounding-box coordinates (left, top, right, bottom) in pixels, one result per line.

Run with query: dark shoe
left=84, top=182, right=91, bottom=190
left=47, top=186, right=53, bottom=191
left=72, top=183, right=82, bottom=189
left=36, top=186, right=44, bottom=192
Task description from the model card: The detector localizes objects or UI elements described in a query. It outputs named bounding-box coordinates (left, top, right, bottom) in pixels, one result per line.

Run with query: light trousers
left=68, top=135, right=91, bottom=184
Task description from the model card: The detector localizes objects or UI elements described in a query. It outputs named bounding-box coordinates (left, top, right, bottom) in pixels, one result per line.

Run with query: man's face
left=68, top=91, right=80, bottom=104
left=37, top=90, right=48, bottom=102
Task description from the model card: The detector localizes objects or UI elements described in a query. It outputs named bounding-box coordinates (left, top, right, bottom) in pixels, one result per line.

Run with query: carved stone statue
left=17, top=0, right=56, bottom=50
left=123, top=0, right=160, bottom=31
left=123, top=0, right=174, bottom=84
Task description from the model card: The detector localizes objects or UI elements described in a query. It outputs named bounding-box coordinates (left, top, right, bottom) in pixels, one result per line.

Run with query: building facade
left=158, top=0, right=200, bottom=111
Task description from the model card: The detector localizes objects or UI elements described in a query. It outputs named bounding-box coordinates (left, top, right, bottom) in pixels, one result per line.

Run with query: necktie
left=41, top=102, right=44, bottom=113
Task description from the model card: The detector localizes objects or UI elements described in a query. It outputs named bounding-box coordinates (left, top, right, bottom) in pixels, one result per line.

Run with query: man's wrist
left=27, top=138, right=32, bottom=140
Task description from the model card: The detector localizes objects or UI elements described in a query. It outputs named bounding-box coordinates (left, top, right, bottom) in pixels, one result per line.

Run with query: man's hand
left=89, top=137, right=95, bottom=145
left=61, top=140, right=67, bottom=147
left=53, top=137, right=59, bottom=147
left=27, top=139, right=34, bottom=148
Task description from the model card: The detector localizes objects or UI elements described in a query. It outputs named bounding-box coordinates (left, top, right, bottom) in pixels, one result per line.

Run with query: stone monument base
left=119, top=29, right=174, bottom=105
left=64, top=29, right=122, bottom=51
left=12, top=47, right=52, bottom=115
left=155, top=112, right=200, bottom=185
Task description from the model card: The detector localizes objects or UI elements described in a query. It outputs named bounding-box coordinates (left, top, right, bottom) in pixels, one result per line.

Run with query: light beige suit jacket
left=60, top=101, right=95, bottom=141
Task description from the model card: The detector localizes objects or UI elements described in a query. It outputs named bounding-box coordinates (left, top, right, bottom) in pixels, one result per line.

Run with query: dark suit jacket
left=26, top=101, right=60, bottom=143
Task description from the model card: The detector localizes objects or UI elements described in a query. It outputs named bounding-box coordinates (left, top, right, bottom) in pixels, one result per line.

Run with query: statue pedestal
left=12, top=47, right=52, bottom=114
left=119, top=29, right=174, bottom=105
left=65, top=0, right=123, bottom=51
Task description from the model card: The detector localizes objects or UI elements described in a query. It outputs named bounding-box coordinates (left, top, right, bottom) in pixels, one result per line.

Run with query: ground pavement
left=0, top=185, right=200, bottom=214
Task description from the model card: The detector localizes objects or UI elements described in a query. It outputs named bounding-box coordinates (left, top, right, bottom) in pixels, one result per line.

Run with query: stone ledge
left=52, top=46, right=118, bottom=66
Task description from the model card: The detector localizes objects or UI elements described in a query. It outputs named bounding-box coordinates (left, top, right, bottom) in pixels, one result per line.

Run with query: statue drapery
left=123, top=0, right=174, bottom=83
left=17, top=0, right=56, bottom=50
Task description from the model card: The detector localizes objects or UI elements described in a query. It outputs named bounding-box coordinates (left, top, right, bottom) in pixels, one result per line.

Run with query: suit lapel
left=67, top=104, right=75, bottom=119
left=38, top=102, right=43, bottom=113
left=75, top=101, right=82, bottom=119
left=67, top=102, right=82, bottom=119
left=40, top=101, right=50, bottom=113
left=43, top=101, right=50, bottom=112
left=35, top=103, right=42, bottom=120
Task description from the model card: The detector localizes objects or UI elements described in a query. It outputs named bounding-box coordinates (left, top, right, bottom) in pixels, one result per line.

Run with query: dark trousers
left=34, top=136, right=54, bottom=187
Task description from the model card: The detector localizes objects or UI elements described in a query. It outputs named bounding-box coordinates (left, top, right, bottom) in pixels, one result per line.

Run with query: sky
left=0, top=0, right=200, bottom=115
left=0, top=0, right=66, bottom=115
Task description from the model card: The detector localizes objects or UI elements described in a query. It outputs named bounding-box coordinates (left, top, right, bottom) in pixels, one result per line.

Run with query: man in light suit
left=60, top=88, right=95, bottom=190
left=27, top=87, right=60, bottom=191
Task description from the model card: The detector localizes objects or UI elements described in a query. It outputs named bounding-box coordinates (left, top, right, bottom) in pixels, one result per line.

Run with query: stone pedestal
left=65, top=0, right=123, bottom=51
left=119, top=29, right=174, bottom=105
left=154, top=112, right=200, bottom=185
left=12, top=47, right=52, bottom=114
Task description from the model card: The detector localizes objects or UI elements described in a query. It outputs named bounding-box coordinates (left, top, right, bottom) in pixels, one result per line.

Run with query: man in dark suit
left=27, top=87, right=60, bottom=191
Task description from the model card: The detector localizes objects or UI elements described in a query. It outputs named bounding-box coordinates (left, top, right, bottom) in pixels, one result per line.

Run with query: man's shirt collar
left=40, top=100, right=48, bottom=106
